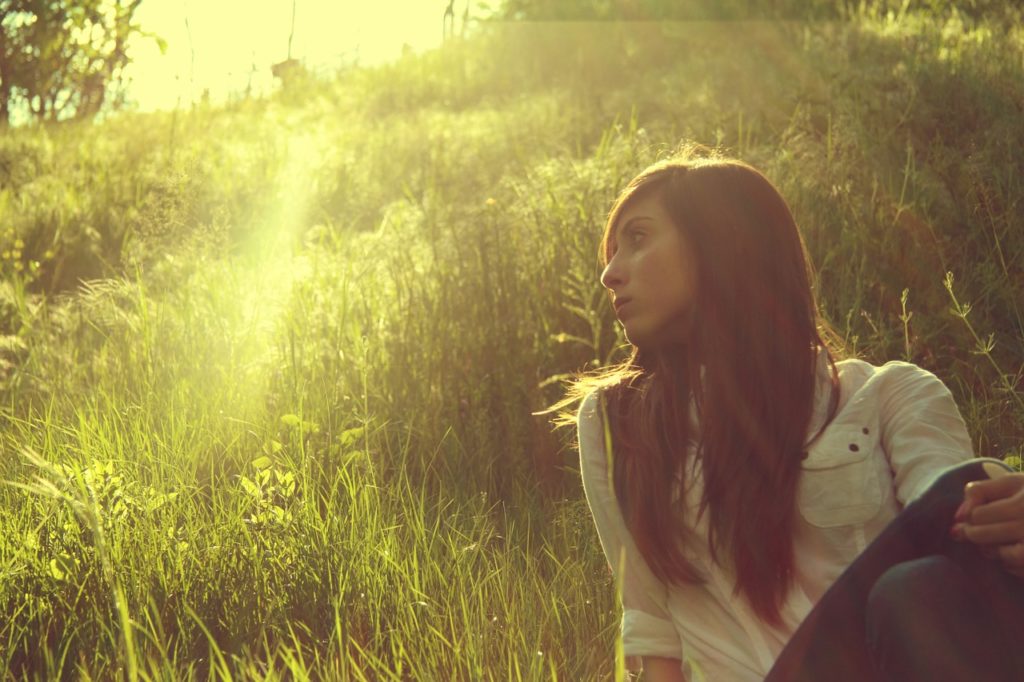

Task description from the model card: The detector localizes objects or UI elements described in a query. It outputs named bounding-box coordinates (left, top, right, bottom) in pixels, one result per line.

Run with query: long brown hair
left=579, top=155, right=840, bottom=627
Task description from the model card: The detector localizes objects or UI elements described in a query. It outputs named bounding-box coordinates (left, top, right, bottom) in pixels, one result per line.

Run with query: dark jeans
left=766, top=459, right=1024, bottom=682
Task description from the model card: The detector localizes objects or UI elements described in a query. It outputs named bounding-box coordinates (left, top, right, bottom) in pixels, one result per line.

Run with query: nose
left=600, top=252, right=625, bottom=292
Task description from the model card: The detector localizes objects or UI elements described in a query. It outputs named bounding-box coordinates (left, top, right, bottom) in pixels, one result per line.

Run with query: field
left=1, top=4, right=1022, bottom=679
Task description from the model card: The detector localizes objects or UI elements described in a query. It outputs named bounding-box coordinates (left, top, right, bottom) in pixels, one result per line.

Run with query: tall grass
left=0, top=4, right=1022, bottom=678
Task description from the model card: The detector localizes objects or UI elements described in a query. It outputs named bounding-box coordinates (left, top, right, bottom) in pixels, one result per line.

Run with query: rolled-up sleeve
left=876, top=362, right=976, bottom=503
left=577, top=391, right=683, bottom=666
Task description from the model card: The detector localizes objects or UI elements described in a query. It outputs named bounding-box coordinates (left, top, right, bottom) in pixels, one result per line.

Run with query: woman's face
left=601, top=192, right=699, bottom=349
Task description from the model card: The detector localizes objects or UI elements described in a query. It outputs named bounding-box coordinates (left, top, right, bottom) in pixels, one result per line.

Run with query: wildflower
left=1, top=251, right=9, bottom=260
left=14, top=238, right=23, bottom=249
left=14, top=261, right=23, bottom=272
left=44, top=249, right=55, bottom=260
left=485, top=197, right=497, bottom=207
left=12, top=250, right=20, bottom=260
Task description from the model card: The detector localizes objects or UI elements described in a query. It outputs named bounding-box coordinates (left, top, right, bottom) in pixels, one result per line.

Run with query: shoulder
left=834, top=358, right=960, bottom=418
left=577, top=389, right=605, bottom=449
left=576, top=389, right=611, bottom=475
left=837, top=358, right=952, bottom=395
left=577, top=389, right=602, bottom=425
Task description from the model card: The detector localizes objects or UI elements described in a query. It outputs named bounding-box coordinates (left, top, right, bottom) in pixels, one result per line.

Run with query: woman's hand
left=951, top=465, right=1024, bottom=578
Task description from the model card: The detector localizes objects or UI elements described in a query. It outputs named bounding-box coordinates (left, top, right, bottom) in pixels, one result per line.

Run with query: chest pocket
left=798, top=425, right=883, bottom=528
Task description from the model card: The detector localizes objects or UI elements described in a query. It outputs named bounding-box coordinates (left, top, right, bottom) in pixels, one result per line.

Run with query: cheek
left=636, top=249, right=669, bottom=276
left=642, top=249, right=688, bottom=285
left=650, top=252, right=697, bottom=310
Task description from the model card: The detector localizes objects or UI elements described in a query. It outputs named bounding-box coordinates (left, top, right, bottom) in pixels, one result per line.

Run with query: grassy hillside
left=1, top=5, right=1022, bottom=679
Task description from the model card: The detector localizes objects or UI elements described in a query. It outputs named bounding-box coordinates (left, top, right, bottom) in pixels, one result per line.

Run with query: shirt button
left=862, top=427, right=870, bottom=435
left=849, top=443, right=860, bottom=452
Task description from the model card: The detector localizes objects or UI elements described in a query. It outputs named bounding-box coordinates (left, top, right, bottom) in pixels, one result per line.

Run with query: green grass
left=1, top=4, right=1023, bottom=678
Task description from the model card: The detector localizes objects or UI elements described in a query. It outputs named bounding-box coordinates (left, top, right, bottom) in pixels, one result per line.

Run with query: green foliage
left=496, top=0, right=839, bottom=20
left=0, top=4, right=1022, bottom=678
left=493, top=0, right=1020, bottom=20
left=0, top=0, right=153, bottom=124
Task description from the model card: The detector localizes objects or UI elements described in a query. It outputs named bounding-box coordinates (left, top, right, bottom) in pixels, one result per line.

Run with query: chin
left=623, top=322, right=690, bottom=351
left=622, top=325, right=653, bottom=349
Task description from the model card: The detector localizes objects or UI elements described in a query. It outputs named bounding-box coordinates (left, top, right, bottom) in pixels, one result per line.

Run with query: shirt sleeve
left=577, top=390, right=684, bottom=667
left=876, top=361, right=976, bottom=504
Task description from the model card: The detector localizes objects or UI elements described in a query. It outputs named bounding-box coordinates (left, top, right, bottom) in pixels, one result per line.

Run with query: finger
left=963, top=475, right=1024, bottom=507
left=958, top=519, right=1024, bottom=545
left=954, top=499, right=969, bottom=522
left=969, top=493, right=1024, bottom=525
left=996, top=542, right=1024, bottom=572
left=959, top=475, right=1024, bottom=521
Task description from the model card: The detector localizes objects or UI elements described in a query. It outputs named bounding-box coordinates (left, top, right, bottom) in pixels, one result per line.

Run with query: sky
left=124, top=0, right=459, bottom=111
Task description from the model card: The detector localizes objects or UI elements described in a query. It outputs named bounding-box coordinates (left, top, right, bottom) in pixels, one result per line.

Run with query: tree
left=0, top=0, right=157, bottom=125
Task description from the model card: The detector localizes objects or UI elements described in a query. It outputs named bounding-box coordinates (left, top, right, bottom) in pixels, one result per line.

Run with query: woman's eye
left=628, top=230, right=645, bottom=245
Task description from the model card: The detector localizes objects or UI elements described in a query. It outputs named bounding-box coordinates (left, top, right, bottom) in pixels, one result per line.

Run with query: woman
left=572, top=155, right=1024, bottom=681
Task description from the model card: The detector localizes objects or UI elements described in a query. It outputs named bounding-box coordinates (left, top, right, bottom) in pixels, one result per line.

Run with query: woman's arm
left=577, top=391, right=685, bottom=670
left=641, top=656, right=688, bottom=682
left=876, top=362, right=1024, bottom=577
left=877, top=361, right=976, bottom=503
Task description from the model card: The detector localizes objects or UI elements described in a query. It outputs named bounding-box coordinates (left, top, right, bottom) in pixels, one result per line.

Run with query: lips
left=613, top=297, right=633, bottom=316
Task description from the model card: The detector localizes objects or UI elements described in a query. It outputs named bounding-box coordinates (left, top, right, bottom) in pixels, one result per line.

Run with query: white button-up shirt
left=577, top=357, right=976, bottom=681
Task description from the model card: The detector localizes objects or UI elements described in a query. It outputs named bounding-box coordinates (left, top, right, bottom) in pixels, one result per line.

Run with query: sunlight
left=125, top=0, right=452, bottom=111
left=231, top=129, right=326, bottom=359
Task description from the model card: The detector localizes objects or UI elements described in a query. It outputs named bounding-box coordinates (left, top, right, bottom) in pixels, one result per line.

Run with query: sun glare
left=232, top=129, right=326, bottom=358
left=125, top=0, right=451, bottom=112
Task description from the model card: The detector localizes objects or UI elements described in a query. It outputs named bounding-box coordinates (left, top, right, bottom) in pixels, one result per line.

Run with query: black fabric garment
left=766, top=459, right=1024, bottom=682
